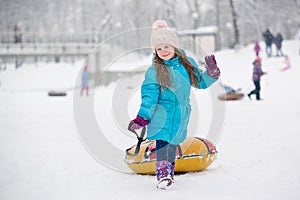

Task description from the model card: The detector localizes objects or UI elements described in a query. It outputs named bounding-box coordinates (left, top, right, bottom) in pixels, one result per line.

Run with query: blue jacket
left=137, top=55, right=218, bottom=145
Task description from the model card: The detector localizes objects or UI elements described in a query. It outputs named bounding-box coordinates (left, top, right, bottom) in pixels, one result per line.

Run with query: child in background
left=223, top=84, right=241, bottom=94
left=128, top=20, right=220, bottom=189
left=248, top=57, right=266, bottom=100
left=298, top=27, right=300, bottom=55
left=80, top=65, right=89, bottom=96
left=254, top=42, right=261, bottom=56
left=281, top=55, right=291, bottom=71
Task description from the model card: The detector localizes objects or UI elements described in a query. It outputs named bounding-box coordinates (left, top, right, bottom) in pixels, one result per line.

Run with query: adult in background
left=274, top=33, right=284, bottom=57
left=263, top=29, right=273, bottom=57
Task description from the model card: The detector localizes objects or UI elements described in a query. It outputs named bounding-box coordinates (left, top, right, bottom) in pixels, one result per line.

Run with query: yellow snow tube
left=125, top=137, right=217, bottom=175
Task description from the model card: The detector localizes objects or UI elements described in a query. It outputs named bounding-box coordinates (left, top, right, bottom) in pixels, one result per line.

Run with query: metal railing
left=0, top=32, right=103, bottom=44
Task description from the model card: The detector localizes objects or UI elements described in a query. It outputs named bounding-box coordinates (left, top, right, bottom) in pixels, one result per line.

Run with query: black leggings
left=249, top=80, right=261, bottom=100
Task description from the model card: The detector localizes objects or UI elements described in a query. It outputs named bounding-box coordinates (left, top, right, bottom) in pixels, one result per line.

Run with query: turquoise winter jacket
left=137, top=55, right=218, bottom=145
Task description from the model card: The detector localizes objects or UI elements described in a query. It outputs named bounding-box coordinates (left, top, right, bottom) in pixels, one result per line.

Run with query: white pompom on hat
left=151, top=20, right=179, bottom=49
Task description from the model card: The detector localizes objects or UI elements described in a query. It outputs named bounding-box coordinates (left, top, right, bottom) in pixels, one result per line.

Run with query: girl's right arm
left=137, top=66, right=160, bottom=121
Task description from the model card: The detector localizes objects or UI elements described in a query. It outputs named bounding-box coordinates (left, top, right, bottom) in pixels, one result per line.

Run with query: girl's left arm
left=188, top=57, right=219, bottom=89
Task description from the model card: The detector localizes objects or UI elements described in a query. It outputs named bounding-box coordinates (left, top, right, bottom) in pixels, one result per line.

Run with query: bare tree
left=165, top=0, right=178, bottom=28
left=1, top=0, right=300, bottom=49
left=228, top=0, right=240, bottom=46
left=185, top=0, right=204, bottom=29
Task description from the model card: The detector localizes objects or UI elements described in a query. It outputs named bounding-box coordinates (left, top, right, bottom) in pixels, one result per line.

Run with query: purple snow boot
left=156, top=161, right=174, bottom=189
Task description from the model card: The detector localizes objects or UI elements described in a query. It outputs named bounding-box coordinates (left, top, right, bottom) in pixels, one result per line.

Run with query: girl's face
left=155, top=43, right=175, bottom=60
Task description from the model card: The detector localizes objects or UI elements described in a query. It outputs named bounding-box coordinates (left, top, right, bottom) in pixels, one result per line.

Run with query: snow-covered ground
left=1, top=40, right=300, bottom=200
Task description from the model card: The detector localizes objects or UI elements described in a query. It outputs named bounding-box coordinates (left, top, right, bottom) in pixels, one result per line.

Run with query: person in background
left=128, top=20, right=220, bottom=189
left=13, top=25, right=22, bottom=43
left=274, top=33, right=284, bottom=57
left=80, top=65, right=89, bottom=96
left=297, top=27, right=300, bottom=55
left=263, top=29, right=274, bottom=57
left=248, top=57, right=267, bottom=100
left=281, top=55, right=291, bottom=71
left=254, top=42, right=261, bottom=56
left=223, top=84, right=241, bottom=94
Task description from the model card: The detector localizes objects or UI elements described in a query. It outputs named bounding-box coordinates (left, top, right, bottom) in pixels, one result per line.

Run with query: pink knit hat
left=151, top=20, right=179, bottom=49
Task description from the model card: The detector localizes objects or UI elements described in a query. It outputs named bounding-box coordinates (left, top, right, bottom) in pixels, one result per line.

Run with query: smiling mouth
left=161, top=53, right=170, bottom=57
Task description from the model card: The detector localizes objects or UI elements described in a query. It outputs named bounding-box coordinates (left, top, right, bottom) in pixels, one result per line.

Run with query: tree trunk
left=229, top=0, right=240, bottom=46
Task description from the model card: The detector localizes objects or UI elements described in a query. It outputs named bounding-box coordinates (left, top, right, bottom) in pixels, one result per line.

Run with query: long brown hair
left=153, top=48, right=201, bottom=90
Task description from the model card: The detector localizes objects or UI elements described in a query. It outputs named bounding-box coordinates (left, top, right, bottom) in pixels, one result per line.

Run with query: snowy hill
left=0, top=40, right=300, bottom=200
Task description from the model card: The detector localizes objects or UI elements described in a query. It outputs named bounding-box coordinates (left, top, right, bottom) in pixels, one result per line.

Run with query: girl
left=128, top=20, right=220, bottom=189
left=248, top=58, right=266, bottom=100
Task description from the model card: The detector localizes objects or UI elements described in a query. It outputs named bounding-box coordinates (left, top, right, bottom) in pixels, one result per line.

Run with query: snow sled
left=218, top=93, right=244, bottom=101
left=48, top=90, right=67, bottom=96
left=125, top=137, right=217, bottom=175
